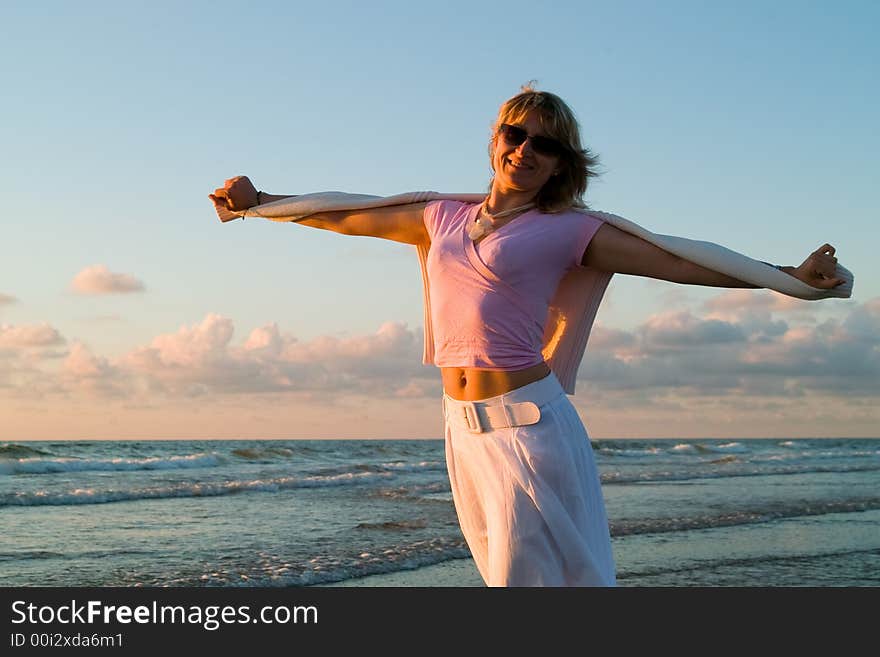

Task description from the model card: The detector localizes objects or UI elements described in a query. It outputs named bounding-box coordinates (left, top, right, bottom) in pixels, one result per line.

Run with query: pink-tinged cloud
left=243, top=323, right=283, bottom=356
left=0, top=323, right=65, bottom=348
left=0, top=293, right=17, bottom=305
left=141, top=313, right=234, bottom=367
left=64, top=342, right=114, bottom=378
left=62, top=342, right=127, bottom=398
left=120, top=315, right=432, bottom=398
left=67, top=299, right=880, bottom=404
left=703, top=289, right=812, bottom=314
left=579, top=296, right=880, bottom=396
left=702, top=290, right=818, bottom=337
left=1, top=304, right=878, bottom=439
left=639, top=311, right=745, bottom=350
left=3, top=297, right=878, bottom=424
left=587, top=324, right=636, bottom=351
left=71, top=265, right=145, bottom=295
left=0, top=324, right=67, bottom=398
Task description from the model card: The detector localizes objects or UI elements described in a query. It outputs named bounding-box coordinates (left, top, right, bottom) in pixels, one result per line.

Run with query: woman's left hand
left=791, top=244, right=846, bottom=288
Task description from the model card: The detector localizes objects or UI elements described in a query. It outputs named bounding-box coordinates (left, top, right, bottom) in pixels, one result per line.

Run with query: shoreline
left=316, top=557, right=484, bottom=587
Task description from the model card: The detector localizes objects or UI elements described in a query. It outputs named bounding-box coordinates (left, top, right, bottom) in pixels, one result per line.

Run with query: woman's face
left=491, top=111, right=562, bottom=198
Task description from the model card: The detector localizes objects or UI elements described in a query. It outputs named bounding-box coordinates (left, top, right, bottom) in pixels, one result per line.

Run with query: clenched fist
left=209, top=175, right=259, bottom=222
left=792, top=244, right=846, bottom=289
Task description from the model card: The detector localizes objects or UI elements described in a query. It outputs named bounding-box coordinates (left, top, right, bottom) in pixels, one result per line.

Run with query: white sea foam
left=1, top=470, right=394, bottom=506
left=601, top=462, right=880, bottom=484
left=671, top=442, right=749, bottom=455
left=379, top=460, right=446, bottom=472
left=610, top=497, right=880, bottom=536
left=0, top=453, right=225, bottom=476
left=178, top=538, right=471, bottom=587
left=713, top=442, right=749, bottom=453
left=597, top=447, right=662, bottom=457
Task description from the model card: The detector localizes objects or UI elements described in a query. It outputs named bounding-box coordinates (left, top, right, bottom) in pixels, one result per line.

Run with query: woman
left=209, top=87, right=845, bottom=586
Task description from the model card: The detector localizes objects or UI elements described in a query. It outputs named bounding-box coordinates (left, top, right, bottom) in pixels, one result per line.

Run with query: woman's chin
left=498, top=174, right=544, bottom=195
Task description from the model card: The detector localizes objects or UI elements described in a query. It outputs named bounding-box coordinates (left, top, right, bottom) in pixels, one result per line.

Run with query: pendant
left=467, top=216, right=494, bottom=241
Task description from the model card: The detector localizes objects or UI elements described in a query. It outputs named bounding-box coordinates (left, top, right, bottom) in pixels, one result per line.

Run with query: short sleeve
left=571, top=212, right=605, bottom=268
left=423, top=200, right=444, bottom=241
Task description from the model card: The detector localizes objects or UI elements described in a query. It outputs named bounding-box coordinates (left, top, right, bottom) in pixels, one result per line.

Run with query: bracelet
left=242, top=191, right=264, bottom=221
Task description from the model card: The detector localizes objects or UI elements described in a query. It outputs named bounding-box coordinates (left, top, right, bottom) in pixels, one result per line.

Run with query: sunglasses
left=498, top=123, right=567, bottom=157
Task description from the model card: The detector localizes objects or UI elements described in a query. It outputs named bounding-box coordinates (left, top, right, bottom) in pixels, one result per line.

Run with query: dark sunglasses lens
left=500, top=124, right=527, bottom=145
left=500, top=124, right=565, bottom=156
left=531, top=136, right=565, bottom=156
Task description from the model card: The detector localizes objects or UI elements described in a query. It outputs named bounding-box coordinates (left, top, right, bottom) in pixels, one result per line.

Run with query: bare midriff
left=440, top=361, right=551, bottom=401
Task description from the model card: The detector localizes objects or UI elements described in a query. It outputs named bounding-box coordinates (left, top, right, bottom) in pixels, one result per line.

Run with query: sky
left=1, top=0, right=877, bottom=440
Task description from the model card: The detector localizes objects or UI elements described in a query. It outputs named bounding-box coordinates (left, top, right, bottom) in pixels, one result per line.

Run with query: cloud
left=638, top=311, right=746, bottom=350
left=0, top=323, right=65, bottom=349
left=703, top=289, right=813, bottom=314
left=51, top=297, right=879, bottom=405
left=0, top=323, right=68, bottom=398
left=0, top=293, right=17, bottom=305
left=71, top=265, right=145, bottom=295
left=588, top=324, right=636, bottom=351
left=579, top=294, right=880, bottom=396
left=2, top=296, right=877, bottom=437
left=61, top=342, right=129, bottom=398
left=64, top=342, right=114, bottom=378
left=119, top=315, right=431, bottom=398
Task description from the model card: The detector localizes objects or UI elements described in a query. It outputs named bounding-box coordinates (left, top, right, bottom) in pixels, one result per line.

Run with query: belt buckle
left=463, top=402, right=484, bottom=433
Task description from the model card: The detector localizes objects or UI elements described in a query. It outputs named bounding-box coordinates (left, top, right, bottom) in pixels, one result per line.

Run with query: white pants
left=443, top=372, right=616, bottom=587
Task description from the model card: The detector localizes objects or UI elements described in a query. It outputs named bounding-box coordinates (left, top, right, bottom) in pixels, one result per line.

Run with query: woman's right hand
left=208, top=175, right=259, bottom=221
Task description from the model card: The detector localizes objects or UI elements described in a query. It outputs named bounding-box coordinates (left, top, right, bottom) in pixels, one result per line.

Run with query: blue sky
left=1, top=1, right=877, bottom=439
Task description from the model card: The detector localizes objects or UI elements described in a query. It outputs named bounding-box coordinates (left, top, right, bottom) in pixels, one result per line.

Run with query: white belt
left=443, top=398, right=541, bottom=434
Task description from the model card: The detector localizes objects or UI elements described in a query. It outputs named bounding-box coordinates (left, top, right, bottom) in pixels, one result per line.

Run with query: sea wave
left=372, top=481, right=451, bottom=500
left=752, top=448, right=880, bottom=464
left=0, top=453, right=225, bottom=476
left=596, top=446, right=663, bottom=457
left=610, top=497, right=880, bottom=537
left=230, top=447, right=295, bottom=460
left=708, top=455, right=739, bottom=465
left=355, top=519, right=430, bottom=531
left=616, top=546, right=880, bottom=582
left=0, top=470, right=394, bottom=507
left=0, top=443, right=54, bottom=459
left=0, top=548, right=154, bottom=563
left=116, top=538, right=471, bottom=587
left=0, top=550, right=65, bottom=562
left=308, top=461, right=445, bottom=478
left=670, top=442, right=751, bottom=455
left=602, top=462, right=880, bottom=485
left=379, top=460, right=446, bottom=473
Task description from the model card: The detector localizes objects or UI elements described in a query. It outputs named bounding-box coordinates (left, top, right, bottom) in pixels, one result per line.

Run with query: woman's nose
left=516, top=138, right=534, bottom=155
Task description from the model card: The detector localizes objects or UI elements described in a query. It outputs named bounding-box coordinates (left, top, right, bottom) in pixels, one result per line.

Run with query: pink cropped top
left=423, top=200, right=603, bottom=370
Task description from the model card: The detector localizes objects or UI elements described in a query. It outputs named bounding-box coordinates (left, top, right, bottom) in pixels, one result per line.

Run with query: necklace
left=467, top=200, right=536, bottom=241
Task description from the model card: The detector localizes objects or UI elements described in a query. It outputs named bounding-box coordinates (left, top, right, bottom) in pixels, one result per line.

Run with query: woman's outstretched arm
left=582, top=223, right=846, bottom=290
left=209, top=176, right=429, bottom=246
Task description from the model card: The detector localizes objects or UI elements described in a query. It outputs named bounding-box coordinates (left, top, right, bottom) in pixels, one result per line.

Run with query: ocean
left=1, top=438, right=878, bottom=587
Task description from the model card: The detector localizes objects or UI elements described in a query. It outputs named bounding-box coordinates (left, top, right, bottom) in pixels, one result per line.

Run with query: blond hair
left=490, top=84, right=600, bottom=212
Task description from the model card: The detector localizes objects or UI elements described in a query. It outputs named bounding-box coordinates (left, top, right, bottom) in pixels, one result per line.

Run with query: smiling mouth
left=506, top=158, right=533, bottom=170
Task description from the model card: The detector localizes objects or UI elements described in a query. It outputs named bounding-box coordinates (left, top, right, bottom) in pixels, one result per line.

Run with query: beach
left=2, top=438, right=879, bottom=587
left=323, top=558, right=484, bottom=587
